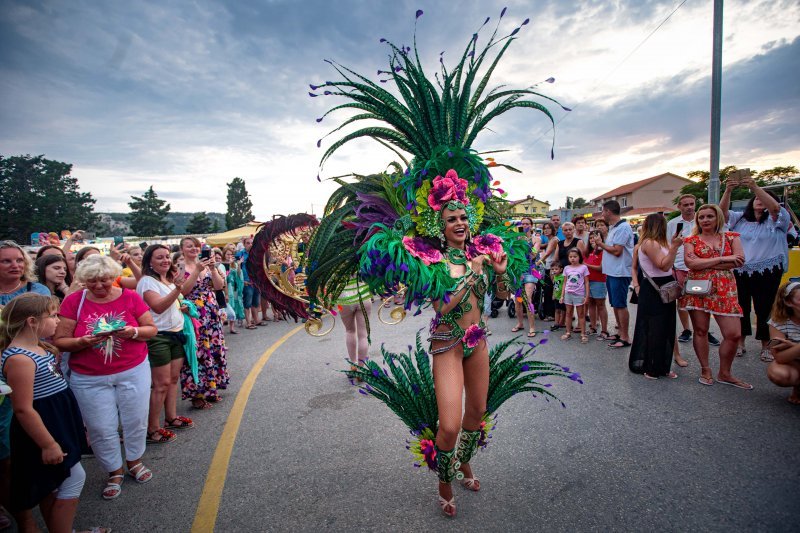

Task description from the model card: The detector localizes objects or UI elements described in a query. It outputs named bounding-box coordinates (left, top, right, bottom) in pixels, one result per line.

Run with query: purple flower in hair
left=427, top=169, right=469, bottom=211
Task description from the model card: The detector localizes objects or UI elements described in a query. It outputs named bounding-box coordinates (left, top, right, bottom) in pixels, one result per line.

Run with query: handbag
left=641, top=267, right=683, bottom=303
left=684, top=278, right=712, bottom=296
left=684, top=231, right=726, bottom=297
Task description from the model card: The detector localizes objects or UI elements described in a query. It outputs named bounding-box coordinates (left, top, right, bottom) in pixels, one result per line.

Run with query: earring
left=440, top=234, right=446, bottom=249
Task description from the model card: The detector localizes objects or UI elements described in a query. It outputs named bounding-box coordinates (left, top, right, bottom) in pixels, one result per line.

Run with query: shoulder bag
left=684, top=232, right=726, bottom=297
left=640, top=264, right=683, bottom=303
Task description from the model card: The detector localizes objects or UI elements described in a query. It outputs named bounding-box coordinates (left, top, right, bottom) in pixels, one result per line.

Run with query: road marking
left=191, top=325, right=303, bottom=532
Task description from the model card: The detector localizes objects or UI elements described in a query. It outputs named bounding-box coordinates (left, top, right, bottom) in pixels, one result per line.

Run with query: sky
left=1, top=0, right=798, bottom=219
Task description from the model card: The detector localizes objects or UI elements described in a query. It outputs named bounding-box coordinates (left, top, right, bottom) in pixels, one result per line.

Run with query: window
left=621, top=196, right=628, bottom=207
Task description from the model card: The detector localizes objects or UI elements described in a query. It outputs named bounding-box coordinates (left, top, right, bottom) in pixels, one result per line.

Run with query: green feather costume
left=305, top=8, right=579, bottom=472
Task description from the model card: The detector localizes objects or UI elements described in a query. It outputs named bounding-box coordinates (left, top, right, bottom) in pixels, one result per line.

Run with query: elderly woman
left=679, top=204, right=751, bottom=389
left=54, top=255, right=157, bottom=500
left=720, top=170, right=792, bottom=361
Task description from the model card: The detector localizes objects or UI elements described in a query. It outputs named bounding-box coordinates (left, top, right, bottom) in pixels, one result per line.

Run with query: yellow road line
left=191, top=325, right=303, bottom=532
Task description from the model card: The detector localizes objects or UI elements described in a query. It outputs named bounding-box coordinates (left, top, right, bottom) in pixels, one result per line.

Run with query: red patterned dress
left=678, top=232, right=743, bottom=317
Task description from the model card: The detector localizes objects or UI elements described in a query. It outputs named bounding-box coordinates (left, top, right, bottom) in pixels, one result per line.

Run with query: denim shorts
left=242, top=284, right=260, bottom=308
left=589, top=281, right=607, bottom=299
left=606, top=276, right=631, bottom=309
left=522, top=274, right=538, bottom=285
left=563, top=292, right=586, bottom=306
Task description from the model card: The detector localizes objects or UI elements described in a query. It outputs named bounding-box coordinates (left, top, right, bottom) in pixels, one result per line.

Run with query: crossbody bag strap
left=76, top=289, right=88, bottom=321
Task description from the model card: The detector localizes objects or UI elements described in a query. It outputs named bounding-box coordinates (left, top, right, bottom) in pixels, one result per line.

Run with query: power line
left=524, top=0, right=691, bottom=151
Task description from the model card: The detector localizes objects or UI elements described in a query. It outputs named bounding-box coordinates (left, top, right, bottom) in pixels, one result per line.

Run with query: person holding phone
left=720, top=168, right=791, bottom=362
left=766, top=281, right=800, bottom=404
left=178, top=237, right=227, bottom=410
left=53, top=255, right=158, bottom=500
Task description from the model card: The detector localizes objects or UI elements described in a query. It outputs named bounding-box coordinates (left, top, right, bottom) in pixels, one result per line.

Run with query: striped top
left=768, top=318, right=800, bottom=342
left=336, top=277, right=371, bottom=306
left=1, top=347, right=67, bottom=400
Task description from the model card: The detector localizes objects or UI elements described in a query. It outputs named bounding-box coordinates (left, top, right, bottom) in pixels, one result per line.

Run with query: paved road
left=67, top=304, right=798, bottom=532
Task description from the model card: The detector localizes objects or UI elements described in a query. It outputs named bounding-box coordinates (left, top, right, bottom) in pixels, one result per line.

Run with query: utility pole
left=708, top=0, right=724, bottom=204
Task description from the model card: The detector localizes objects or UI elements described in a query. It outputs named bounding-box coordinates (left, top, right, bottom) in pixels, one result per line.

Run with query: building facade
left=590, top=172, right=692, bottom=220
left=508, top=195, right=551, bottom=219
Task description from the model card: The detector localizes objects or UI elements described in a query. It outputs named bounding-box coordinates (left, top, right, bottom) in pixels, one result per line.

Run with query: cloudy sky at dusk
left=1, top=0, right=798, bottom=218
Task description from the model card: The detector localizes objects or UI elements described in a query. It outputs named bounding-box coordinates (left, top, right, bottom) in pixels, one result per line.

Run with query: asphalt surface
left=63, top=303, right=798, bottom=532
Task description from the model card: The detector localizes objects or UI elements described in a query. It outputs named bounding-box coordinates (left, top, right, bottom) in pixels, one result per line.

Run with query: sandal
left=511, top=325, right=523, bottom=332
left=101, top=474, right=124, bottom=500
left=191, top=398, right=213, bottom=410
left=580, top=334, right=588, bottom=344
left=560, top=333, right=571, bottom=340
left=643, top=373, right=658, bottom=380
left=165, top=416, right=194, bottom=430
left=759, top=349, right=774, bottom=363
left=528, top=330, right=537, bottom=338
left=608, top=339, right=631, bottom=348
left=597, top=331, right=612, bottom=340
left=588, top=327, right=598, bottom=335
left=245, top=324, right=257, bottom=330
left=698, top=367, right=714, bottom=386
left=438, top=495, right=456, bottom=518
left=146, top=428, right=176, bottom=444
left=127, top=462, right=153, bottom=484
left=460, top=477, right=480, bottom=492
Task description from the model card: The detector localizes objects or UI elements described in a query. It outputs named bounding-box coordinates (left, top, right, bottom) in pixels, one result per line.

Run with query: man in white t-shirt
left=598, top=200, right=634, bottom=347
left=666, top=194, right=721, bottom=352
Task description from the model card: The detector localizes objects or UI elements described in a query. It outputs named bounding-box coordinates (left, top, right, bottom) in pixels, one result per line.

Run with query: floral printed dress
left=181, top=269, right=229, bottom=400
left=679, top=232, right=743, bottom=317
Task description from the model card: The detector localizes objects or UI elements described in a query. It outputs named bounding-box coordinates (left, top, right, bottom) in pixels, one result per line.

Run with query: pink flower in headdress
left=471, top=233, right=504, bottom=255
left=462, top=324, right=486, bottom=349
left=420, top=439, right=437, bottom=471
left=427, top=169, right=469, bottom=211
left=402, top=236, right=443, bottom=265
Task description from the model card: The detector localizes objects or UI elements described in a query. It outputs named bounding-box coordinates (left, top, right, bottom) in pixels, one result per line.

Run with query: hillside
left=95, top=212, right=227, bottom=236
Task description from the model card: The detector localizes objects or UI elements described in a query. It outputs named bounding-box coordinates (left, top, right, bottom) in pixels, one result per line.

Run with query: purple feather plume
left=353, top=192, right=400, bottom=242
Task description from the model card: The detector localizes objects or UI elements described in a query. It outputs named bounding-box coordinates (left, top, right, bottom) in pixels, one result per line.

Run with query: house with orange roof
left=590, top=172, right=693, bottom=220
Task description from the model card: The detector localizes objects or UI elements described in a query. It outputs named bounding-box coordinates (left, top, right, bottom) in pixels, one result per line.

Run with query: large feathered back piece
left=305, top=7, right=569, bottom=314
left=247, top=213, right=319, bottom=321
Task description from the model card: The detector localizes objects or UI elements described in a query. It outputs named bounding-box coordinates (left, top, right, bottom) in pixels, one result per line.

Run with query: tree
left=573, top=197, right=588, bottom=209
left=676, top=165, right=799, bottom=206
left=210, top=218, right=221, bottom=233
left=128, top=186, right=172, bottom=236
left=226, top=177, right=254, bottom=229
left=186, top=211, right=212, bottom=234
left=0, top=154, right=99, bottom=243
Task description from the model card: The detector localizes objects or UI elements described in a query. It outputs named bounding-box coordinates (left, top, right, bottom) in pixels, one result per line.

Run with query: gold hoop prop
left=378, top=286, right=407, bottom=325
left=304, top=312, right=336, bottom=337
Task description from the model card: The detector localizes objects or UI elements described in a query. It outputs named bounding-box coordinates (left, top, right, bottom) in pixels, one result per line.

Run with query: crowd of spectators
left=0, top=234, right=284, bottom=530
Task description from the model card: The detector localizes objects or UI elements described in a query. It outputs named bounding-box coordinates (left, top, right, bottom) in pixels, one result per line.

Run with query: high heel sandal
left=460, top=476, right=480, bottom=491
left=438, top=494, right=456, bottom=517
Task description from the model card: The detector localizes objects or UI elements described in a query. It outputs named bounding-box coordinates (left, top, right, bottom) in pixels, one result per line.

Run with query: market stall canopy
left=205, top=221, right=262, bottom=246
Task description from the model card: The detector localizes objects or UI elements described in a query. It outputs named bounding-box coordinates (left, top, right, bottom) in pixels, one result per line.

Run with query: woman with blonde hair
left=0, top=241, right=51, bottom=306
left=679, top=204, right=751, bottom=389
left=766, top=281, right=800, bottom=404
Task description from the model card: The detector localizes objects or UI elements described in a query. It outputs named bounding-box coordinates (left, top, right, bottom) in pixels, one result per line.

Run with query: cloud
left=0, top=0, right=798, bottom=217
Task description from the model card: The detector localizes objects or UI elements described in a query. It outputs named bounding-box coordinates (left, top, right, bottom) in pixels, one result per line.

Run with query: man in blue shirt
left=597, top=201, right=634, bottom=348
left=236, top=237, right=260, bottom=329
left=550, top=214, right=565, bottom=240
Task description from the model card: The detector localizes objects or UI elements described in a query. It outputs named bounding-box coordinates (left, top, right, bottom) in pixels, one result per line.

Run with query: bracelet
left=132, top=327, right=139, bottom=340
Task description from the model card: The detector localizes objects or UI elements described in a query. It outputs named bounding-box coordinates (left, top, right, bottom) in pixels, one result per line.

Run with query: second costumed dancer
left=305, top=8, right=581, bottom=517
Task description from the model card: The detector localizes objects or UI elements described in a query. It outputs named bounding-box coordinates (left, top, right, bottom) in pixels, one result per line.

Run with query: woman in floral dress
left=679, top=204, right=751, bottom=390
left=179, top=237, right=228, bottom=409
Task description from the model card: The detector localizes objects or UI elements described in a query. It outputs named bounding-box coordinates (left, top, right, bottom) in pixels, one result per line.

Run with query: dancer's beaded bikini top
left=429, top=247, right=489, bottom=357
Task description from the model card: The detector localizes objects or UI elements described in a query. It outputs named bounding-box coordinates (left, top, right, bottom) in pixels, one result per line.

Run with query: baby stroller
left=503, top=264, right=546, bottom=320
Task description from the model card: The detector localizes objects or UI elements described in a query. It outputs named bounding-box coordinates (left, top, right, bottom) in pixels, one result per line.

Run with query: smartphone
left=113, top=236, right=124, bottom=247
left=200, top=248, right=211, bottom=260
left=675, top=222, right=684, bottom=235
left=767, top=338, right=786, bottom=348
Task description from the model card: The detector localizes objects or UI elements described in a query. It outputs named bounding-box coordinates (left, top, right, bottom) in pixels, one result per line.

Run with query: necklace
left=0, top=280, right=23, bottom=295
left=446, top=247, right=467, bottom=265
